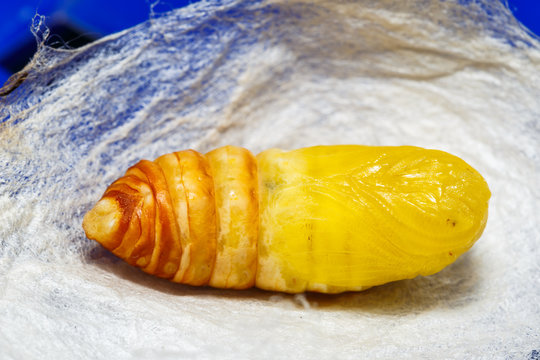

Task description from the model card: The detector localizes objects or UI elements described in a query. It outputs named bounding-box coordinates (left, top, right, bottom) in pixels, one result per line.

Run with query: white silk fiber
left=0, top=0, right=539, bottom=359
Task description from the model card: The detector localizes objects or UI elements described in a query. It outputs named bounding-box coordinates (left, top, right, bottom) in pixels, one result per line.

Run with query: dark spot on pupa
left=264, top=181, right=276, bottom=190
left=446, top=218, right=456, bottom=227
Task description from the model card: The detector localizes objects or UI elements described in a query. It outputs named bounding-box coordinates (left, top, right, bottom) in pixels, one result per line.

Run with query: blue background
left=0, top=0, right=538, bottom=86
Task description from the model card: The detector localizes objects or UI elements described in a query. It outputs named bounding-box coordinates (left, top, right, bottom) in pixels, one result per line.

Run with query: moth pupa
left=83, top=145, right=490, bottom=293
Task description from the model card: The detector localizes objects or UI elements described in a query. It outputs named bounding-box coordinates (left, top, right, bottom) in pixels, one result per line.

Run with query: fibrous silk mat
left=0, top=0, right=539, bottom=359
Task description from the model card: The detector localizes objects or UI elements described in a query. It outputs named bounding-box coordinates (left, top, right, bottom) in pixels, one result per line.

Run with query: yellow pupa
left=83, top=145, right=490, bottom=293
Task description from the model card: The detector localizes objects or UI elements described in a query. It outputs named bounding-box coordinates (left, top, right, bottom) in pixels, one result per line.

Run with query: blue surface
left=0, top=67, right=11, bottom=84
left=507, top=0, right=540, bottom=36
left=0, top=0, right=196, bottom=85
left=0, top=0, right=538, bottom=86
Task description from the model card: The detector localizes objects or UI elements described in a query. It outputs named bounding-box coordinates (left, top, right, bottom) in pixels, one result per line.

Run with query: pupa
left=82, top=145, right=490, bottom=293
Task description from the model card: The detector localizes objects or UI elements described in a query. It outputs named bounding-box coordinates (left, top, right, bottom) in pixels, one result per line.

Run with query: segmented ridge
left=83, top=146, right=259, bottom=289
left=155, top=150, right=217, bottom=286
left=102, top=160, right=184, bottom=279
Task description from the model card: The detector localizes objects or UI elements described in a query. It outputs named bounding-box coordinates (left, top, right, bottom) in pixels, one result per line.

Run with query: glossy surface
left=83, top=145, right=491, bottom=293
left=206, top=146, right=259, bottom=289
left=154, top=150, right=216, bottom=285
left=256, top=146, right=490, bottom=293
